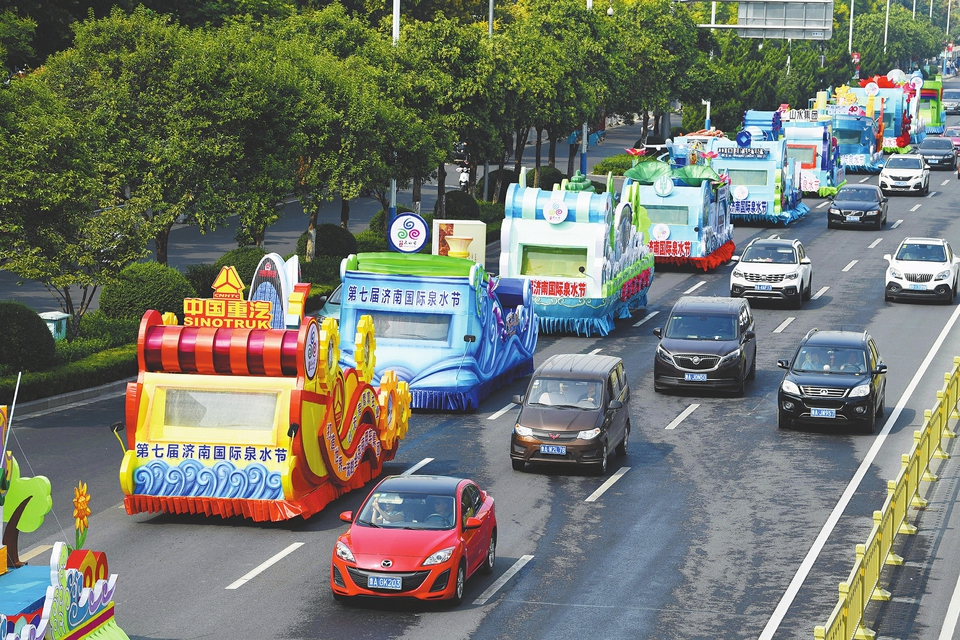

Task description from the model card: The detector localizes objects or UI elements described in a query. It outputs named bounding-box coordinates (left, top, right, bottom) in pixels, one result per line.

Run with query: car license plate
left=540, top=444, right=566, bottom=455
left=810, top=408, right=836, bottom=418
left=685, top=373, right=708, bottom=382
left=893, top=181, right=907, bottom=187
left=755, top=284, right=773, bottom=291
left=845, top=215, right=861, bottom=222
left=368, top=576, right=402, bottom=590
left=909, top=284, right=927, bottom=290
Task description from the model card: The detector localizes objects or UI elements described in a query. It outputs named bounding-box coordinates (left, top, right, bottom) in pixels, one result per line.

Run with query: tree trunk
left=513, top=126, right=530, bottom=175
left=436, top=163, right=446, bottom=219
left=155, top=225, right=171, bottom=265
left=340, top=198, right=350, bottom=229
left=412, top=178, right=422, bottom=215
left=641, top=111, right=650, bottom=145
left=534, top=127, right=543, bottom=187
left=3, top=496, right=31, bottom=568
left=493, top=152, right=506, bottom=205
left=567, top=142, right=577, bottom=177
left=653, top=112, right=661, bottom=139
left=547, top=128, right=557, bottom=167
left=305, top=202, right=319, bottom=262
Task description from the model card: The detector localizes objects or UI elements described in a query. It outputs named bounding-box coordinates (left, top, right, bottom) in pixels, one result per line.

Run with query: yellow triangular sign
left=211, top=266, right=245, bottom=300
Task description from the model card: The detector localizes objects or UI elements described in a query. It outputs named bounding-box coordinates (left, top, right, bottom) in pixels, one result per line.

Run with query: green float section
left=348, top=252, right=475, bottom=278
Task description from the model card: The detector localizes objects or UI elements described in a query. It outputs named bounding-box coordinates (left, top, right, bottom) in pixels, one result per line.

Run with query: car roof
left=837, top=185, right=881, bottom=194
left=921, top=137, right=954, bottom=145
left=802, top=329, right=869, bottom=348
left=884, top=153, right=923, bottom=160
left=535, top=353, right=622, bottom=379
left=670, top=296, right=745, bottom=314
left=376, top=475, right=465, bottom=495
left=900, top=237, right=947, bottom=245
left=744, top=237, right=798, bottom=249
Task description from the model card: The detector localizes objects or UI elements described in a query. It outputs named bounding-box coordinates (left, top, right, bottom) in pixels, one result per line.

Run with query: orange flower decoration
left=73, top=481, right=91, bottom=544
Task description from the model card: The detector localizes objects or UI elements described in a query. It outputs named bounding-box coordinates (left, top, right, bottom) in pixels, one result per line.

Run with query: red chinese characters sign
left=650, top=240, right=692, bottom=258
left=530, top=280, right=587, bottom=298
left=183, top=298, right=273, bottom=329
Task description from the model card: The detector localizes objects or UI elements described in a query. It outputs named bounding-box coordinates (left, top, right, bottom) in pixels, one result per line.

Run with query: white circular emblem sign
left=389, top=213, right=429, bottom=253
left=305, top=322, right=319, bottom=380
left=733, top=185, right=749, bottom=201
left=652, top=223, right=671, bottom=241
left=544, top=199, right=569, bottom=224
left=865, top=82, right=880, bottom=97
left=654, top=176, right=674, bottom=197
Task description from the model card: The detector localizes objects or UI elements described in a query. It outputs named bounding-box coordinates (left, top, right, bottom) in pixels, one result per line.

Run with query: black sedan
left=826, top=185, right=888, bottom=230
left=916, top=136, right=957, bottom=170
left=776, top=329, right=887, bottom=434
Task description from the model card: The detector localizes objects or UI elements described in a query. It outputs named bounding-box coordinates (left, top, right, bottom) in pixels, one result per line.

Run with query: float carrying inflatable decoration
left=853, top=73, right=925, bottom=150
left=623, top=160, right=734, bottom=271
left=117, top=262, right=411, bottom=522
left=498, top=170, right=654, bottom=337
left=780, top=102, right=847, bottom=196
left=336, top=252, right=537, bottom=411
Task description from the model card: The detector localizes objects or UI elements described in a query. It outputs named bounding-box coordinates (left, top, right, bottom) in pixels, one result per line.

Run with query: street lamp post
left=883, top=0, right=890, bottom=55
left=581, top=0, right=594, bottom=178
left=848, top=0, right=854, bottom=54
left=389, top=0, right=400, bottom=233
left=485, top=0, right=493, bottom=202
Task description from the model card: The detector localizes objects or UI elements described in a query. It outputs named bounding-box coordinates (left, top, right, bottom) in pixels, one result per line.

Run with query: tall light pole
left=389, top=0, right=399, bottom=234
left=581, top=0, right=593, bottom=177
left=883, top=0, right=891, bottom=54
left=848, top=0, right=854, bottom=54
left=485, top=0, right=493, bottom=202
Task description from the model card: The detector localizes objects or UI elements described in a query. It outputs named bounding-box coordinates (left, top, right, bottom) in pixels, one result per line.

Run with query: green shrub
left=78, top=312, right=139, bottom=347
left=99, top=262, right=196, bottom=321
left=477, top=201, right=505, bottom=225
left=528, top=166, right=565, bottom=191
left=185, top=263, right=220, bottom=299
left=593, top=154, right=635, bottom=176
left=368, top=205, right=415, bottom=236
left=477, top=169, right=519, bottom=204
left=315, top=224, right=357, bottom=259
left=0, top=302, right=56, bottom=374
left=670, top=126, right=685, bottom=138
left=442, top=191, right=481, bottom=220
left=214, top=246, right=266, bottom=286
left=304, top=285, right=336, bottom=313
left=0, top=344, right=137, bottom=404
left=55, top=337, right=110, bottom=365
left=355, top=230, right=388, bottom=253
left=300, top=255, right=342, bottom=286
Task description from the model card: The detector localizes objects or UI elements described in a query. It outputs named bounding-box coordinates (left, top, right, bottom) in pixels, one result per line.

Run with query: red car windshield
left=357, top=491, right=456, bottom=530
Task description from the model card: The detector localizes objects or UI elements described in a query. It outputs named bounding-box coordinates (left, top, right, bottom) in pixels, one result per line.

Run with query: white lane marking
left=665, top=404, right=699, bottom=430
left=633, top=310, right=659, bottom=327
left=868, top=238, right=883, bottom=249
left=816, top=201, right=829, bottom=209
left=772, top=317, right=795, bottom=334
left=683, top=281, right=706, bottom=294
left=20, top=545, right=52, bottom=562
left=927, top=191, right=937, bottom=198
left=910, top=204, right=922, bottom=212
left=585, top=467, right=631, bottom=503
left=402, top=458, right=434, bottom=475
left=589, top=348, right=603, bottom=355
left=942, top=179, right=951, bottom=186
left=758, top=300, right=960, bottom=640
left=939, top=562, right=960, bottom=639
left=226, top=542, right=304, bottom=590
left=811, top=286, right=829, bottom=300
left=892, top=219, right=904, bottom=229
left=858, top=177, right=871, bottom=183
left=474, top=555, right=534, bottom=605
left=488, top=403, right=515, bottom=421
left=842, top=260, right=858, bottom=272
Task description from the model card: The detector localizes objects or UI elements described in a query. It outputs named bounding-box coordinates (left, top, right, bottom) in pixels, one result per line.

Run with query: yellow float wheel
left=395, top=381, right=412, bottom=440
left=377, top=371, right=400, bottom=448
left=316, top=316, right=340, bottom=393
left=354, top=315, right=377, bottom=383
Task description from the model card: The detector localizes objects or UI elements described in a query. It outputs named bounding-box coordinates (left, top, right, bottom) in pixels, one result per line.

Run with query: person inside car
left=801, top=350, right=824, bottom=371
left=372, top=497, right=405, bottom=524
left=840, top=352, right=865, bottom=373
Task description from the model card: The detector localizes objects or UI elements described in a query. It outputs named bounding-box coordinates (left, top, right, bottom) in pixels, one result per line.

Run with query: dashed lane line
left=589, top=348, right=603, bottom=355
left=474, top=555, right=534, bottom=606
left=910, top=204, right=922, bottom=212
left=811, top=286, right=829, bottom=300
left=927, top=191, right=937, bottom=198
left=773, top=317, right=795, bottom=334
left=488, top=403, right=515, bottom=420
left=858, top=177, right=871, bottom=183
left=585, top=466, right=631, bottom=503
left=226, top=543, right=304, bottom=590
left=892, top=219, right=904, bottom=229
left=842, top=260, right=858, bottom=272
left=665, top=404, right=699, bottom=430
left=683, top=281, right=706, bottom=294
left=942, top=179, right=951, bottom=186
left=868, top=238, right=883, bottom=249
left=402, top=458, right=434, bottom=475
left=816, top=201, right=829, bottom=209
left=633, top=310, right=659, bottom=327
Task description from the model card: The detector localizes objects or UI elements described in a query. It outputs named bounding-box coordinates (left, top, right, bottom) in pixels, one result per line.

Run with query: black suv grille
left=674, top=354, right=720, bottom=370
left=345, top=567, right=431, bottom=593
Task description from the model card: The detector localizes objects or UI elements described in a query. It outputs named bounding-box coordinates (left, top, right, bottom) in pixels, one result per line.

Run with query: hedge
left=0, top=343, right=137, bottom=405
left=99, top=262, right=196, bottom=321
left=0, top=301, right=56, bottom=375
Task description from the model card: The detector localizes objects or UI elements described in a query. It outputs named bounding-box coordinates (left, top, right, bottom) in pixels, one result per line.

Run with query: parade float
left=497, top=170, right=654, bottom=337
left=919, top=75, right=945, bottom=134
left=781, top=105, right=846, bottom=196
left=118, top=255, right=412, bottom=522
left=336, top=251, right=537, bottom=410
left=0, top=406, right=130, bottom=640
left=801, top=86, right=885, bottom=173
left=670, top=119, right=807, bottom=225
left=850, top=71, right=924, bottom=151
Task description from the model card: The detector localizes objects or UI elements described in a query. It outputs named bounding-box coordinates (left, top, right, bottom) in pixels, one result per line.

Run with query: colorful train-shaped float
left=118, top=255, right=411, bottom=522
left=802, top=86, right=885, bottom=173
left=497, top=170, right=654, bottom=337
left=779, top=107, right=846, bottom=196
left=850, top=71, right=925, bottom=151
left=336, top=251, right=537, bottom=411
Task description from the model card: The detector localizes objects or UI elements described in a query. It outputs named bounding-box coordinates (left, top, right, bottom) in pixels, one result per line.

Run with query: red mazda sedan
left=330, top=475, right=497, bottom=605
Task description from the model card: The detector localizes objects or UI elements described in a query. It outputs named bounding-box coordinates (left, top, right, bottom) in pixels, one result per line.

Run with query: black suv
left=917, top=136, right=958, bottom=170
left=776, top=329, right=887, bottom=433
left=653, top=296, right=757, bottom=396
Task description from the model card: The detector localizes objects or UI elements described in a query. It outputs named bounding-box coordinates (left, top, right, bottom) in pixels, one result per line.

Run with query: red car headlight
left=335, top=540, right=355, bottom=563
left=423, top=547, right=455, bottom=566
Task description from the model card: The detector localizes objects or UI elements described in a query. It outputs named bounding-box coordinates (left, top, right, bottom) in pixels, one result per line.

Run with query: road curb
left=15, top=378, right=134, bottom=417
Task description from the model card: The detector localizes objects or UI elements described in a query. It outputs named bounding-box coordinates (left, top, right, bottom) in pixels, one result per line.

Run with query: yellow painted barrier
left=814, top=356, right=960, bottom=639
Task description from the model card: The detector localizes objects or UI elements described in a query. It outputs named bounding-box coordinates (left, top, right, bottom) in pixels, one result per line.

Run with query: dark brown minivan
left=509, top=354, right=630, bottom=475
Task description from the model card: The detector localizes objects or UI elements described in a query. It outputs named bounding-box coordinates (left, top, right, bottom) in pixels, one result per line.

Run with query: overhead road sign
left=688, top=0, right=834, bottom=41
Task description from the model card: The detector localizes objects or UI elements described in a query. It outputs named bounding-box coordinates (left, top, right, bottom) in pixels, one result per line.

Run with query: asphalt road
left=8, top=115, right=960, bottom=639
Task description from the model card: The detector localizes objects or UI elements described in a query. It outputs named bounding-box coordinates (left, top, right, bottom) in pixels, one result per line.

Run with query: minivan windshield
left=665, top=314, right=738, bottom=341
left=527, top=377, right=602, bottom=409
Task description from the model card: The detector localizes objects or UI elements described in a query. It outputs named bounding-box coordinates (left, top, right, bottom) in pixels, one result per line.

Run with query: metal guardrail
left=814, top=357, right=960, bottom=640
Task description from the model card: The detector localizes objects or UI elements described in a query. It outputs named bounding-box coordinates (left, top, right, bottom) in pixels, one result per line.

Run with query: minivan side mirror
left=777, top=359, right=789, bottom=370
left=883, top=253, right=893, bottom=263
left=511, top=394, right=524, bottom=405
left=607, top=400, right=623, bottom=411
left=652, top=327, right=662, bottom=338
left=800, top=257, right=811, bottom=265
left=730, top=255, right=741, bottom=263
left=873, top=363, right=888, bottom=375
left=743, top=330, right=756, bottom=342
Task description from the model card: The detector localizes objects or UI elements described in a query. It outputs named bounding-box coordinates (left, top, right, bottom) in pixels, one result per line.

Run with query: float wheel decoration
left=354, top=315, right=377, bottom=383
left=377, top=370, right=400, bottom=450
left=395, top=381, right=412, bottom=440
left=316, top=316, right=340, bottom=393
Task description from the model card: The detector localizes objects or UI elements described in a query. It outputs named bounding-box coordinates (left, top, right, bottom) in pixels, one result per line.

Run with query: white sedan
left=884, top=237, right=960, bottom=303
left=878, top=154, right=930, bottom=196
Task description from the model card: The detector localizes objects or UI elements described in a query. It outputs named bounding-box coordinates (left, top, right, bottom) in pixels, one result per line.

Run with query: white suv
left=884, top=237, right=960, bottom=303
left=730, top=237, right=813, bottom=309
left=878, top=154, right=930, bottom=196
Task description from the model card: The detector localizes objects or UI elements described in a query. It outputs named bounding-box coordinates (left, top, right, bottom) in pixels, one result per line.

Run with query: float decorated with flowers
left=497, top=170, right=654, bottom=336
left=117, top=258, right=412, bottom=522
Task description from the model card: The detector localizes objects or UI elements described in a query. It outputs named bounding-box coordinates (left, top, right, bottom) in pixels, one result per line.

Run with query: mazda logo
left=381, top=559, right=393, bottom=568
